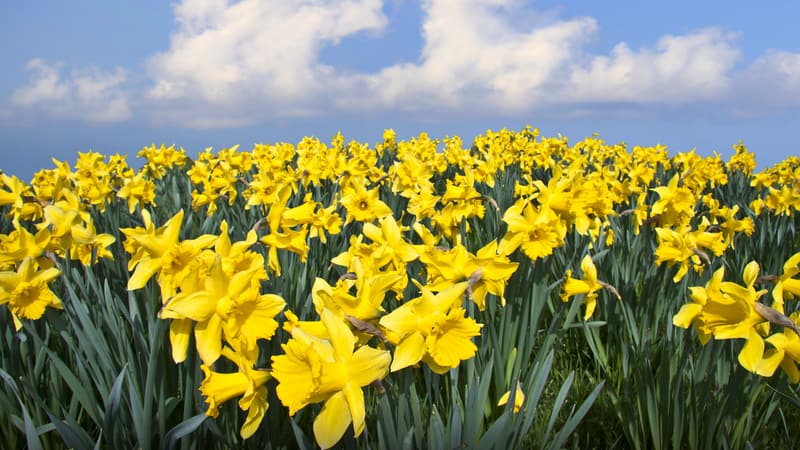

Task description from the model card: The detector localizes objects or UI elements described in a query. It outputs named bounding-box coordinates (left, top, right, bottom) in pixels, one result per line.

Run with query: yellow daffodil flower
left=136, top=144, right=188, bottom=179
left=70, top=218, right=116, bottom=265
left=116, top=171, right=156, bottom=213
left=312, top=259, right=403, bottom=321
left=499, top=200, right=566, bottom=261
left=0, top=174, right=42, bottom=222
left=379, top=281, right=482, bottom=373
left=561, top=254, right=619, bottom=320
left=763, top=312, right=800, bottom=382
left=674, top=262, right=771, bottom=373
left=771, top=252, right=800, bottom=313
left=650, top=174, right=696, bottom=227
left=654, top=220, right=725, bottom=283
left=122, top=209, right=216, bottom=300
left=272, top=308, right=391, bottom=449
left=159, top=255, right=285, bottom=364
left=200, top=345, right=270, bottom=439
left=421, top=241, right=517, bottom=310
left=0, top=256, right=62, bottom=330
left=0, top=225, right=52, bottom=270
left=339, top=180, right=393, bottom=224
left=497, top=382, right=525, bottom=413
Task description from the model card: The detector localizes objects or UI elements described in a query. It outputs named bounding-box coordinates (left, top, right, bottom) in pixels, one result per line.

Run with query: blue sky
left=2, top=1, right=799, bottom=179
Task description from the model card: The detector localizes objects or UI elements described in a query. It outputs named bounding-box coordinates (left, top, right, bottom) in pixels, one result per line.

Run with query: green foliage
left=2, top=145, right=799, bottom=449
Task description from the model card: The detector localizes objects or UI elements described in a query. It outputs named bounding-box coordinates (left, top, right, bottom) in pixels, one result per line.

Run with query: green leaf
left=463, top=358, right=494, bottom=446
left=427, top=405, right=446, bottom=450
left=21, top=398, right=43, bottom=450
left=44, top=408, right=94, bottom=450
left=547, top=381, right=605, bottom=450
left=44, top=348, right=102, bottom=425
left=103, top=365, right=127, bottom=443
left=449, top=387, right=463, bottom=450
left=290, top=415, right=315, bottom=450
left=542, top=371, right=574, bottom=445
left=160, top=413, right=207, bottom=450
left=475, top=409, right=512, bottom=450
left=402, top=428, right=415, bottom=450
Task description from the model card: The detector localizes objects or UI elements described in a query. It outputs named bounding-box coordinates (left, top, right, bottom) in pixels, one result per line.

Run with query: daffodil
left=674, top=262, right=771, bottom=373
left=0, top=257, right=62, bottom=330
left=651, top=174, right=696, bottom=227
left=295, top=136, right=342, bottom=187
left=497, top=382, right=525, bottom=413
left=339, top=180, right=393, bottom=224
left=70, top=218, right=116, bottom=265
left=39, top=204, right=81, bottom=255
left=499, top=200, right=566, bottom=262
left=117, top=171, right=156, bottom=213
left=763, top=312, right=800, bottom=382
left=405, top=184, right=440, bottom=220
left=654, top=220, right=725, bottom=283
left=534, top=168, right=594, bottom=235
left=361, top=216, right=419, bottom=272
left=713, top=205, right=754, bottom=249
left=726, top=141, right=757, bottom=175
left=0, top=174, right=42, bottom=222
left=311, top=259, right=403, bottom=321
left=199, top=345, right=270, bottom=439
left=281, top=194, right=343, bottom=244
left=420, top=241, right=517, bottom=310
left=0, top=225, right=51, bottom=270
left=213, top=220, right=266, bottom=279
left=271, top=308, right=391, bottom=449
left=561, top=254, right=618, bottom=320
left=435, top=169, right=486, bottom=235
left=122, top=209, right=216, bottom=300
left=159, top=255, right=285, bottom=364
left=672, top=265, right=725, bottom=344
left=258, top=185, right=309, bottom=277
left=379, top=281, right=482, bottom=373
left=764, top=185, right=799, bottom=216
left=137, top=144, right=188, bottom=179
left=771, top=252, right=800, bottom=313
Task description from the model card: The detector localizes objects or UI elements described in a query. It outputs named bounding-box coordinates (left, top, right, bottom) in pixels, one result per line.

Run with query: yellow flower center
left=11, top=282, right=41, bottom=307
left=163, top=243, right=198, bottom=277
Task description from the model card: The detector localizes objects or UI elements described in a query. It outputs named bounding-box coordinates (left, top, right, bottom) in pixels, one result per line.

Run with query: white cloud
left=566, top=29, right=741, bottom=103
left=145, top=0, right=389, bottom=126
left=10, top=0, right=796, bottom=128
left=145, top=0, right=761, bottom=127
left=343, top=0, right=597, bottom=112
left=11, top=59, right=132, bottom=123
left=740, top=50, right=800, bottom=105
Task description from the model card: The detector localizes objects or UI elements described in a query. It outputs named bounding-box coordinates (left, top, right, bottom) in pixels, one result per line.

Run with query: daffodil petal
left=195, top=315, right=223, bottom=365
left=127, top=258, right=161, bottom=291
left=343, top=383, right=366, bottom=437
left=169, top=318, right=193, bottom=363
left=672, top=303, right=703, bottom=328
left=313, top=391, right=351, bottom=449
left=737, top=329, right=765, bottom=373
left=390, top=331, right=425, bottom=372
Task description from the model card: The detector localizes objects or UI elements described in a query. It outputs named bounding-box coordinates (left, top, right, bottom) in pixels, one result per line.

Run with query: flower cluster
left=2, top=127, right=798, bottom=447
left=674, top=257, right=800, bottom=381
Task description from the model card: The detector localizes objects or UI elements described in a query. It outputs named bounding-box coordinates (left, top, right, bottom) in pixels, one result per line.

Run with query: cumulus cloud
left=10, top=0, right=797, bottom=128
left=566, top=29, right=741, bottom=103
left=145, top=0, right=764, bottom=127
left=147, top=0, right=600, bottom=123
left=342, top=0, right=597, bottom=112
left=145, top=0, right=389, bottom=126
left=11, top=59, right=132, bottom=123
left=740, top=50, right=800, bottom=105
